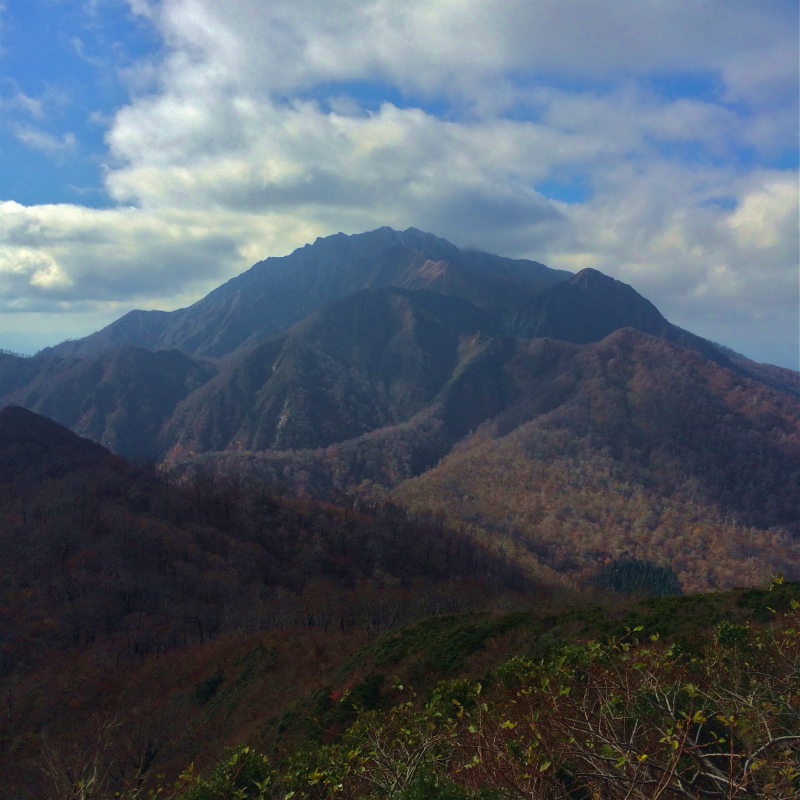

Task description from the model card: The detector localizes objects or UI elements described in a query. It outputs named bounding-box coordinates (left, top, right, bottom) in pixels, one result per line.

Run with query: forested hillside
left=0, top=406, right=539, bottom=796
left=394, top=329, right=800, bottom=592
left=175, top=328, right=800, bottom=593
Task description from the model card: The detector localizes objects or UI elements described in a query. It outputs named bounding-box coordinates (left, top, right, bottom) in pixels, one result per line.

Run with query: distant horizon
left=1, top=1, right=797, bottom=369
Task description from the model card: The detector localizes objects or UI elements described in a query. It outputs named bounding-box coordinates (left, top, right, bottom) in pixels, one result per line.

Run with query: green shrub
left=397, top=769, right=504, bottom=799
left=173, top=746, right=273, bottom=800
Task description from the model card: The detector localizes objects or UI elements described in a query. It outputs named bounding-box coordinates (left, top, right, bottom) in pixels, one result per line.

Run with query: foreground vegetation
left=33, top=580, right=800, bottom=799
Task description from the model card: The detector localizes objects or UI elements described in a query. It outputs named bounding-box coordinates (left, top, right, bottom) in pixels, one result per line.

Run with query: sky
left=0, top=0, right=798, bottom=369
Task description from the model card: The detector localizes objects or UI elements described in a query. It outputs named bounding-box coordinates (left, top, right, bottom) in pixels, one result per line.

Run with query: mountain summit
left=511, top=268, right=670, bottom=343
left=40, top=227, right=570, bottom=360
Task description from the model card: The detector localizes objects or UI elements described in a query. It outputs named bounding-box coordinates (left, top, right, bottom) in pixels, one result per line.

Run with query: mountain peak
left=568, top=268, right=634, bottom=294
left=511, top=266, right=670, bottom=344
left=39, top=228, right=569, bottom=360
left=570, top=267, right=612, bottom=284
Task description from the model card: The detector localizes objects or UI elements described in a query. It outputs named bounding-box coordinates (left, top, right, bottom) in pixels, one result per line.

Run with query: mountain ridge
left=39, top=227, right=571, bottom=360
left=3, top=227, right=797, bottom=468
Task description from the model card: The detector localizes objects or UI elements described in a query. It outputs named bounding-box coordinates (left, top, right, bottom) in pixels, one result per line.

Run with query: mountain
left=33, top=227, right=791, bottom=393
left=40, top=227, right=570, bottom=360
left=2, top=227, right=798, bottom=598
left=0, top=347, right=215, bottom=459
left=5, top=228, right=795, bottom=462
left=393, top=327, right=800, bottom=592
left=2, top=223, right=799, bottom=796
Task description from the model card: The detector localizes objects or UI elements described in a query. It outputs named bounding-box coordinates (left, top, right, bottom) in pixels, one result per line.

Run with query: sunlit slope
left=394, top=328, right=800, bottom=592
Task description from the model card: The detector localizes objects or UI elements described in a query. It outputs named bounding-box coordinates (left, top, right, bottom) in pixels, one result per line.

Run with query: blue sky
left=0, top=0, right=798, bottom=368
left=0, top=0, right=157, bottom=205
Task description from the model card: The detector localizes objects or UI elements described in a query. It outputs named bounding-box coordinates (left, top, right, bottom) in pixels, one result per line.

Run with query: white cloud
left=0, top=246, right=71, bottom=290
left=65, top=34, right=105, bottom=69
left=12, top=125, right=77, bottom=156
left=5, top=88, right=43, bottom=118
left=0, top=80, right=46, bottom=121
left=0, top=200, right=245, bottom=307
left=0, top=0, right=797, bottom=367
left=726, top=176, right=799, bottom=250
left=120, top=0, right=797, bottom=103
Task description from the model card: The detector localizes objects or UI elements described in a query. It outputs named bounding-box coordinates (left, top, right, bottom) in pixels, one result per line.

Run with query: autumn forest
left=0, top=228, right=798, bottom=798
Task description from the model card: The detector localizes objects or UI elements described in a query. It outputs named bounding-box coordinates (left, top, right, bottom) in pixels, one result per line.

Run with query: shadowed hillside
left=0, top=348, right=216, bottom=459
left=0, top=406, right=543, bottom=795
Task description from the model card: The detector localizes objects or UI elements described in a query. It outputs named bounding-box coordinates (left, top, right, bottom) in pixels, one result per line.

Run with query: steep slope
left=162, top=287, right=503, bottom=456
left=0, top=348, right=215, bottom=459
left=394, top=327, right=800, bottom=592
left=41, top=227, right=570, bottom=360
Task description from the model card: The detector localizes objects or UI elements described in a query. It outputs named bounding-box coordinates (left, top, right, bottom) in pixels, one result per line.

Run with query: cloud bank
left=0, top=0, right=797, bottom=367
